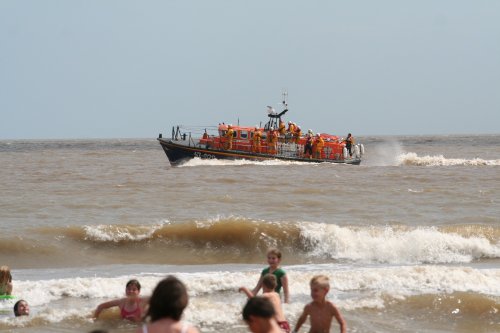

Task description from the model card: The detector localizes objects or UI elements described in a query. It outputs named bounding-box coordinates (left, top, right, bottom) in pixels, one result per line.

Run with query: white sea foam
left=2, top=264, right=498, bottom=327
left=299, top=223, right=500, bottom=264
left=179, top=157, right=317, bottom=167
left=398, top=152, right=500, bottom=166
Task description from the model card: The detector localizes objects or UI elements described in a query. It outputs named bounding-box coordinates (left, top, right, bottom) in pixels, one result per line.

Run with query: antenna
left=282, top=90, right=288, bottom=110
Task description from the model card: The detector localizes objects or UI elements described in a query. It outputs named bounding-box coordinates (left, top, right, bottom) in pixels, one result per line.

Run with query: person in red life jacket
left=314, top=134, right=325, bottom=159
left=94, top=279, right=149, bottom=322
left=304, top=134, right=314, bottom=159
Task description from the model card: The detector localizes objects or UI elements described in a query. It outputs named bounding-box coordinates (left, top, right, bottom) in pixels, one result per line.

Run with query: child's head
left=266, top=248, right=282, bottom=267
left=262, top=274, right=277, bottom=292
left=13, top=299, right=29, bottom=317
left=146, top=276, right=188, bottom=322
left=0, top=266, right=12, bottom=284
left=242, top=297, right=276, bottom=333
left=125, top=279, right=141, bottom=296
left=310, top=275, right=330, bottom=301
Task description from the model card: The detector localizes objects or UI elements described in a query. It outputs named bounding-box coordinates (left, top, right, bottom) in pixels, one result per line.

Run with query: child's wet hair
left=266, top=248, right=282, bottom=259
left=310, top=274, right=330, bottom=289
left=146, top=275, right=188, bottom=322
left=126, top=279, right=141, bottom=290
left=242, top=297, right=275, bottom=321
left=13, top=299, right=27, bottom=317
left=262, top=274, right=277, bottom=290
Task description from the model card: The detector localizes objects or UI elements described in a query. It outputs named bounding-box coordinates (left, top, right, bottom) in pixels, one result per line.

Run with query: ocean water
left=0, top=135, right=499, bottom=333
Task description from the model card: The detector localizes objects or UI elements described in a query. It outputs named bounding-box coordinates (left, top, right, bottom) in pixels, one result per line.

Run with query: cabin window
left=261, top=132, right=267, bottom=140
left=233, top=131, right=237, bottom=138
left=240, top=131, right=248, bottom=139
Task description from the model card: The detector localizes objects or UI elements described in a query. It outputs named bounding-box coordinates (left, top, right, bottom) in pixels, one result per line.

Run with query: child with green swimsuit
left=252, top=248, right=290, bottom=303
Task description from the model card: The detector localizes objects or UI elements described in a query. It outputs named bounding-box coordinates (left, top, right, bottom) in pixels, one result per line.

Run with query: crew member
left=314, top=133, right=324, bottom=159
left=252, top=126, right=262, bottom=153
left=344, top=133, right=354, bottom=157
left=225, top=125, right=234, bottom=150
left=267, top=127, right=278, bottom=154
left=304, top=133, right=313, bottom=158
left=293, top=126, right=302, bottom=144
left=278, top=120, right=286, bottom=136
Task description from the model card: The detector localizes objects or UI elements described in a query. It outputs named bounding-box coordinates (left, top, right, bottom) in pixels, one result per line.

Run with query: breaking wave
left=8, top=218, right=496, bottom=265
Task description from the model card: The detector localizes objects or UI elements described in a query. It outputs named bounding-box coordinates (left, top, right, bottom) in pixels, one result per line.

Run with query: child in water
left=0, top=266, right=13, bottom=295
left=252, top=248, right=290, bottom=303
left=13, top=299, right=29, bottom=317
left=293, top=275, right=346, bottom=333
left=242, top=297, right=283, bottom=333
left=138, top=275, right=199, bottom=333
left=240, top=274, right=290, bottom=333
left=94, top=279, right=149, bottom=322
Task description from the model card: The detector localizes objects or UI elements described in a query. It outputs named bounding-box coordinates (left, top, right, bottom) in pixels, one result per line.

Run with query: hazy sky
left=1, top=1, right=499, bottom=139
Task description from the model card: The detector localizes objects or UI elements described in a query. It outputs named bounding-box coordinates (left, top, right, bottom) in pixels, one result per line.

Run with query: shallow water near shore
left=1, top=135, right=499, bottom=332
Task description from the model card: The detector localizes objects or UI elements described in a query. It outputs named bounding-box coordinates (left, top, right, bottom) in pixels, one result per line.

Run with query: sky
left=1, top=0, right=499, bottom=139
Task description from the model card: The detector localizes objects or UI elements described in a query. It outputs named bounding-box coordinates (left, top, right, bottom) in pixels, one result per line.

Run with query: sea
left=0, top=134, right=499, bottom=333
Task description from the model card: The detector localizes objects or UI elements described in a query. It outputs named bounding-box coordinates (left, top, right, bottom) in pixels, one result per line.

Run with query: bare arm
left=293, top=305, right=309, bottom=332
left=251, top=275, right=263, bottom=295
left=94, top=298, right=123, bottom=319
left=238, top=286, right=254, bottom=299
left=281, top=274, right=290, bottom=303
left=331, top=304, right=346, bottom=333
left=6, top=282, right=13, bottom=295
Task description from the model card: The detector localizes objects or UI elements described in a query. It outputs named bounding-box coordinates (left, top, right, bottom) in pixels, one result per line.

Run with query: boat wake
left=398, top=153, right=500, bottom=166
left=178, top=157, right=319, bottom=167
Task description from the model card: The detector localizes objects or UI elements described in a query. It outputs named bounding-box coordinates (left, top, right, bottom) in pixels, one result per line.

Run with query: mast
left=265, top=91, right=289, bottom=130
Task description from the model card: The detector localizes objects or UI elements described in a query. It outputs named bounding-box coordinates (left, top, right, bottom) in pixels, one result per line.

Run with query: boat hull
left=158, top=138, right=361, bottom=166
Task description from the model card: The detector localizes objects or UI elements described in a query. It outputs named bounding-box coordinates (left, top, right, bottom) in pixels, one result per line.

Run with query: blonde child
left=240, top=274, right=290, bottom=333
left=252, top=248, right=290, bottom=303
left=0, top=266, right=13, bottom=295
left=94, top=279, right=148, bottom=322
left=293, top=275, right=346, bottom=333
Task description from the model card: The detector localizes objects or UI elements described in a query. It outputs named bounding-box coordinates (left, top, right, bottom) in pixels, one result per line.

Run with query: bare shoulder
left=187, top=326, right=200, bottom=333
left=327, top=301, right=341, bottom=314
left=303, top=302, right=314, bottom=314
left=263, top=292, right=280, bottom=301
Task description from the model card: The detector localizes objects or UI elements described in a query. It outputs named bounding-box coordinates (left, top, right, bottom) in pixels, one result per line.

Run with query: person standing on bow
left=225, top=125, right=235, bottom=150
left=344, top=133, right=354, bottom=157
